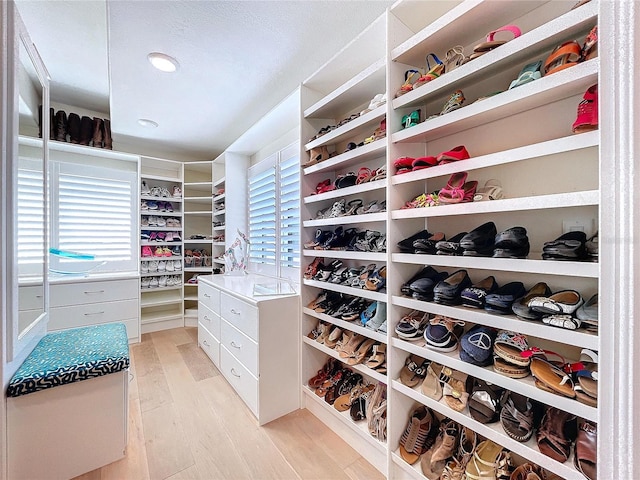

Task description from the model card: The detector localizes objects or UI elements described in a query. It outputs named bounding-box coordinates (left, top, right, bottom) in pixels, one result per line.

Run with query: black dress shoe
left=413, top=232, right=445, bottom=254
left=436, top=231, right=468, bottom=256
left=493, top=226, right=530, bottom=258
left=542, top=231, right=587, bottom=260
left=397, top=230, right=431, bottom=253
left=408, top=268, right=450, bottom=301
left=460, top=222, right=497, bottom=256
left=485, top=282, right=527, bottom=314
left=401, top=266, right=443, bottom=296
left=433, top=270, right=472, bottom=305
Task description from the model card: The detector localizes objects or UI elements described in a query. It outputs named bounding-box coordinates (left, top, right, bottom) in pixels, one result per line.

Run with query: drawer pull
left=36, top=295, right=43, bottom=298
left=204, top=293, right=211, bottom=298
left=203, top=340, right=210, bottom=347
left=83, top=290, right=105, bottom=295
left=230, top=368, right=241, bottom=378
left=230, top=341, right=242, bottom=349
left=230, top=308, right=241, bottom=315
left=83, top=311, right=105, bottom=316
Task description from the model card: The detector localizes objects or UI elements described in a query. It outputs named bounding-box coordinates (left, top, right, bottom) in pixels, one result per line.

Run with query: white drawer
left=199, top=282, right=220, bottom=312
left=51, top=279, right=138, bottom=307
left=220, top=346, right=258, bottom=416
left=49, top=299, right=139, bottom=331
left=199, top=325, right=220, bottom=368
left=198, top=302, right=220, bottom=339
left=221, top=319, right=258, bottom=377
left=220, top=292, right=258, bottom=341
left=18, top=285, right=44, bottom=311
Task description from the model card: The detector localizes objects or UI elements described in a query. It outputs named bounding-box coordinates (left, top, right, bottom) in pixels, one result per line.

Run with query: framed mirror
left=7, top=3, right=50, bottom=364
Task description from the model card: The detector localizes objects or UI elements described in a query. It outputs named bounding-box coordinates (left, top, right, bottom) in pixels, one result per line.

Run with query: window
left=16, top=157, right=45, bottom=277
left=248, top=142, right=300, bottom=277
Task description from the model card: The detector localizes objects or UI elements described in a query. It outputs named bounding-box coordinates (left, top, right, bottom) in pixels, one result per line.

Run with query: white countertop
left=199, top=273, right=299, bottom=304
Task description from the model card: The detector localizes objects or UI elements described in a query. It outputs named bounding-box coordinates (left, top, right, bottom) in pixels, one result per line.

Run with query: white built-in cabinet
left=298, top=1, right=601, bottom=479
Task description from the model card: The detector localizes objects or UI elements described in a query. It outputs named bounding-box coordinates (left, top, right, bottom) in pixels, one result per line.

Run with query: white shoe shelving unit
left=139, top=157, right=185, bottom=334
left=298, top=1, right=601, bottom=479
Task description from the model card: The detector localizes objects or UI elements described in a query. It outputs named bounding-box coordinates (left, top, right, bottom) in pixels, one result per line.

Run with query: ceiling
left=15, top=0, right=394, bottom=161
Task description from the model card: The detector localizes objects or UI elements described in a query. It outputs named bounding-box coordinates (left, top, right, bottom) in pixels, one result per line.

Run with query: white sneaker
left=149, top=277, right=159, bottom=288
left=148, top=260, right=159, bottom=272
left=156, top=216, right=166, bottom=227
left=150, top=186, right=162, bottom=197
left=158, top=260, right=166, bottom=272
left=174, top=260, right=182, bottom=271
left=141, top=180, right=151, bottom=195
left=141, top=277, right=151, bottom=288
left=158, top=275, right=168, bottom=287
left=160, top=187, right=171, bottom=198
left=141, top=262, right=149, bottom=274
left=166, top=260, right=175, bottom=272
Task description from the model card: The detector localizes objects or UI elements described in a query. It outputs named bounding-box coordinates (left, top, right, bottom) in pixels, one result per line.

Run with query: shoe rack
left=182, top=161, right=215, bottom=324
left=298, top=1, right=600, bottom=479
left=212, top=165, right=226, bottom=271
left=140, top=156, right=185, bottom=334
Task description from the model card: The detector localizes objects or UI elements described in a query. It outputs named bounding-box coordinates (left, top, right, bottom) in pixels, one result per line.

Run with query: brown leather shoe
left=574, top=420, right=597, bottom=480
left=536, top=406, right=576, bottom=462
left=510, top=463, right=544, bottom=480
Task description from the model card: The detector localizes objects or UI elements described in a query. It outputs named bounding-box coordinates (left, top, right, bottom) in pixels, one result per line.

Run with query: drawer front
left=220, top=346, right=258, bottom=416
left=49, top=299, right=139, bottom=331
left=199, top=324, right=220, bottom=368
left=51, top=279, right=138, bottom=307
left=198, top=302, right=220, bottom=340
left=198, top=282, right=220, bottom=313
left=220, top=292, right=258, bottom=341
left=220, top=320, right=258, bottom=377
left=19, top=285, right=44, bottom=311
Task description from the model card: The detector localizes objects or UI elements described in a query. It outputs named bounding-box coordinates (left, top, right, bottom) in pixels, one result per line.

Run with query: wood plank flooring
left=73, top=327, right=383, bottom=480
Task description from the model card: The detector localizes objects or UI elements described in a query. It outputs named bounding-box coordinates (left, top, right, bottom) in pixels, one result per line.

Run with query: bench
left=7, top=323, right=130, bottom=480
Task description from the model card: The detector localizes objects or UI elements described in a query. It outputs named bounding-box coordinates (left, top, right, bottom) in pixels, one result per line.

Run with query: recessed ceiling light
left=138, top=118, right=158, bottom=128
left=147, top=52, right=179, bottom=73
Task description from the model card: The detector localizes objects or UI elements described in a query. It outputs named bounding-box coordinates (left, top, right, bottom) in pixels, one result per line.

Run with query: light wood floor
left=73, top=327, right=383, bottom=480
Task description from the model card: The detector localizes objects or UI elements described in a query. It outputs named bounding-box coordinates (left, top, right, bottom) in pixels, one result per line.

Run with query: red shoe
left=412, top=156, right=438, bottom=170
left=394, top=156, right=415, bottom=174
left=462, top=181, right=478, bottom=202
left=572, top=84, right=598, bottom=133
left=437, top=145, right=470, bottom=164
left=439, top=171, right=469, bottom=204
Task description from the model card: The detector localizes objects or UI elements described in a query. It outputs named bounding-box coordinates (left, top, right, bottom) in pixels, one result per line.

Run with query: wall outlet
left=563, top=220, right=585, bottom=233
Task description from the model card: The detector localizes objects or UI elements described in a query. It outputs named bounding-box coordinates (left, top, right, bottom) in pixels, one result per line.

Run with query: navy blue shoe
left=485, top=282, right=527, bottom=314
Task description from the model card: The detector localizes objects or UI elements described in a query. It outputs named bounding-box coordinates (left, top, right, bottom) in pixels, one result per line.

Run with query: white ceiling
left=15, top=0, right=393, bottom=161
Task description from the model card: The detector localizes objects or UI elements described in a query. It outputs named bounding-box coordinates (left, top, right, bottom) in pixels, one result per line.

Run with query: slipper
left=473, top=179, right=503, bottom=201
left=473, top=25, right=522, bottom=54
left=544, top=40, right=581, bottom=76
left=508, top=60, right=543, bottom=89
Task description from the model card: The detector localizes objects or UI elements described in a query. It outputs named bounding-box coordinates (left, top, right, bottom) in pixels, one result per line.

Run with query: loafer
left=460, top=276, right=498, bottom=308
left=401, top=266, right=444, bottom=297
left=485, top=282, right=526, bottom=314
left=409, top=269, right=450, bottom=301
left=413, top=231, right=446, bottom=254
left=398, top=230, right=432, bottom=253
left=542, top=231, right=587, bottom=260
left=511, top=282, right=552, bottom=320
left=460, top=222, right=497, bottom=257
left=433, top=270, right=472, bottom=305
left=528, top=290, right=584, bottom=315
left=435, top=231, right=467, bottom=256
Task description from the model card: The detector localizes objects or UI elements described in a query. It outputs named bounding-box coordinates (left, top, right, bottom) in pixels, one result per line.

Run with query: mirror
left=9, top=5, right=50, bottom=361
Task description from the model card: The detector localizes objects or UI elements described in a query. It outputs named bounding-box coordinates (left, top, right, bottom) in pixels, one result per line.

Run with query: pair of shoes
left=395, top=70, right=420, bottom=97
left=413, top=53, right=445, bottom=89
left=544, top=25, right=597, bottom=77
left=471, top=25, right=522, bottom=60
left=393, top=146, right=470, bottom=174
left=438, top=171, right=477, bottom=204
left=542, top=231, right=588, bottom=260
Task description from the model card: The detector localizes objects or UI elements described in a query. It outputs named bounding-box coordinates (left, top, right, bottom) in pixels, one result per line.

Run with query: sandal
left=334, top=382, right=374, bottom=413
left=399, top=354, right=429, bottom=387
left=344, top=199, right=363, bottom=216
left=472, top=25, right=522, bottom=57
left=420, top=362, right=452, bottom=400
left=581, top=25, right=598, bottom=61
left=395, top=69, right=420, bottom=97
left=364, top=343, right=386, bottom=369
left=543, top=40, right=582, bottom=76
left=508, top=60, right=543, bottom=90
left=355, top=167, right=373, bottom=184
left=464, top=440, right=504, bottom=480
left=536, top=406, right=577, bottom=462
left=443, top=374, right=469, bottom=412
left=304, top=145, right=330, bottom=167
left=420, top=419, right=460, bottom=479
left=440, top=90, right=465, bottom=115
left=414, top=53, right=445, bottom=89
left=438, top=171, right=469, bottom=204
left=572, top=84, right=598, bottom=133
left=401, top=109, right=421, bottom=129
left=510, top=463, right=545, bottom=480
left=399, top=406, right=436, bottom=465
left=529, top=356, right=576, bottom=398
left=468, top=378, right=504, bottom=424
left=473, top=179, right=503, bottom=201
left=574, top=421, right=597, bottom=480
left=444, top=45, right=467, bottom=72
left=500, top=391, right=534, bottom=442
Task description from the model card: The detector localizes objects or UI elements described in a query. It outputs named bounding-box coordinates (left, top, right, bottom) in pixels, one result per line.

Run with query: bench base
left=8, top=370, right=129, bottom=480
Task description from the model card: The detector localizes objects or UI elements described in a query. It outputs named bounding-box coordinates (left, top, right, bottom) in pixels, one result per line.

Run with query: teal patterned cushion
left=7, top=323, right=129, bottom=397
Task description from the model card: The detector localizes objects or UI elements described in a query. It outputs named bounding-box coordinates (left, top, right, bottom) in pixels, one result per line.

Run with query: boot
left=67, top=113, right=80, bottom=143
left=49, top=107, right=55, bottom=139
left=38, top=105, right=43, bottom=138
left=55, top=110, right=68, bottom=142
left=79, top=116, right=93, bottom=146
left=102, top=118, right=112, bottom=149
left=91, top=118, right=103, bottom=148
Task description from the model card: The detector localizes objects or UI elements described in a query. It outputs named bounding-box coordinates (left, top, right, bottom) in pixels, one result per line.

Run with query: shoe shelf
left=184, top=181, right=212, bottom=187
left=141, top=311, right=183, bottom=325
left=184, top=293, right=198, bottom=301
left=392, top=295, right=598, bottom=351
left=212, top=225, right=226, bottom=232
left=392, top=190, right=598, bottom=220
left=303, top=249, right=387, bottom=263
left=392, top=253, right=599, bottom=279
left=184, top=267, right=212, bottom=273
left=141, top=241, right=183, bottom=247
left=212, top=258, right=225, bottom=265
left=141, top=173, right=180, bottom=183
left=142, top=227, right=182, bottom=232
left=305, top=105, right=387, bottom=151
left=303, top=139, right=386, bottom=176
left=391, top=131, right=599, bottom=186
left=141, top=296, right=182, bottom=308
left=304, top=211, right=387, bottom=227
left=183, top=197, right=213, bottom=204
left=141, top=256, right=183, bottom=261
left=304, top=58, right=386, bottom=119
left=303, top=307, right=387, bottom=344
left=392, top=2, right=597, bottom=110
left=302, top=386, right=387, bottom=454
left=304, top=179, right=387, bottom=205
left=140, top=285, right=182, bottom=293
left=213, top=176, right=225, bottom=188
left=141, top=195, right=183, bottom=203
left=303, top=279, right=387, bottom=303
left=141, top=271, right=183, bottom=278
left=184, top=239, right=213, bottom=244
left=213, top=209, right=226, bottom=216
left=213, top=193, right=226, bottom=202
left=184, top=210, right=213, bottom=216
left=391, top=380, right=586, bottom=480
left=141, top=210, right=183, bottom=217
left=212, top=241, right=225, bottom=247
left=391, top=59, right=598, bottom=145
left=302, top=337, right=387, bottom=385
left=391, top=337, right=597, bottom=422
